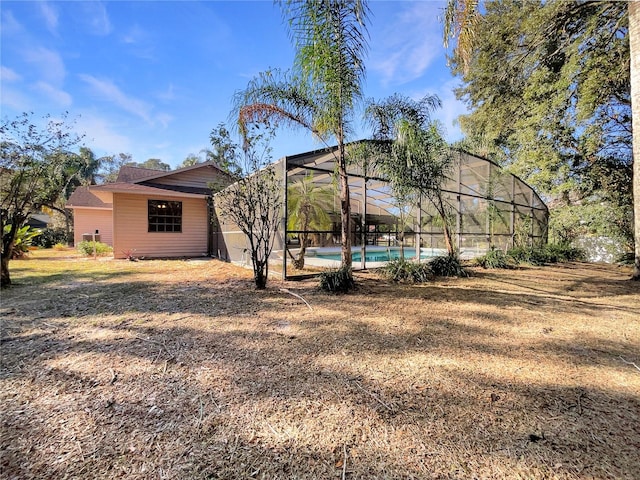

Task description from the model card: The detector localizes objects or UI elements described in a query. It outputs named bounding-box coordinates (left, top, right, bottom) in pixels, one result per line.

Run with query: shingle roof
left=88, top=182, right=206, bottom=198
left=66, top=186, right=113, bottom=208
left=116, top=166, right=165, bottom=183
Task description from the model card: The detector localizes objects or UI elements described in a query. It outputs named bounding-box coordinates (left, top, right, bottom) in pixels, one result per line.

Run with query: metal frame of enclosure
left=213, top=143, right=548, bottom=279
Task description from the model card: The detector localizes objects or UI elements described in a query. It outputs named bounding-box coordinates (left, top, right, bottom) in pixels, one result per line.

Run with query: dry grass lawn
left=1, top=250, right=639, bottom=479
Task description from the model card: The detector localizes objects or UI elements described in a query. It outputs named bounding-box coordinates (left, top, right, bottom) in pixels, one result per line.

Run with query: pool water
left=315, top=248, right=432, bottom=262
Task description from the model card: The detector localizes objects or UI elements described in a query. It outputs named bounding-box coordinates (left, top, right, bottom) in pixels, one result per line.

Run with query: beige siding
left=72, top=208, right=114, bottom=246
left=112, top=193, right=209, bottom=259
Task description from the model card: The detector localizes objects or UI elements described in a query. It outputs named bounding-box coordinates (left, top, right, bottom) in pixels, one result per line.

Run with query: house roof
left=88, top=182, right=207, bottom=198
left=67, top=186, right=113, bottom=209
left=116, top=165, right=164, bottom=183
left=131, top=161, right=235, bottom=183
left=67, top=161, right=231, bottom=208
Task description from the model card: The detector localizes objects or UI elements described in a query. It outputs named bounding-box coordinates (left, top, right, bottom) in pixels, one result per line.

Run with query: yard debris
left=619, top=355, right=640, bottom=373
left=279, top=288, right=313, bottom=311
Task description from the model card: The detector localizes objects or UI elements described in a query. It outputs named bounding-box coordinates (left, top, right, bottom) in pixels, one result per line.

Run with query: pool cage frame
left=213, top=142, right=548, bottom=279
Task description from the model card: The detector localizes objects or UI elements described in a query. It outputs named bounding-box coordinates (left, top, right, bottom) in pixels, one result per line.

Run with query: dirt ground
left=1, top=252, right=639, bottom=479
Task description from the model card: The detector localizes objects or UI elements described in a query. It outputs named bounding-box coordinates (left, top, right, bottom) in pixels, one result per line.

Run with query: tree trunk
left=630, top=1, right=640, bottom=280
left=338, top=142, right=352, bottom=271
left=436, top=193, right=455, bottom=256
left=294, top=233, right=308, bottom=270
left=1, top=254, right=11, bottom=289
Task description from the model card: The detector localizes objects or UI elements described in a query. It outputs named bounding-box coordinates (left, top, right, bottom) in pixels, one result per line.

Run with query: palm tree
left=365, top=94, right=455, bottom=254
left=287, top=173, right=335, bottom=269
left=444, top=0, right=639, bottom=279
left=234, top=0, right=370, bottom=280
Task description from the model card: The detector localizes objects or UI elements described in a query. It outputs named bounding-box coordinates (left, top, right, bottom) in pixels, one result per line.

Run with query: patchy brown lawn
left=1, top=251, right=639, bottom=479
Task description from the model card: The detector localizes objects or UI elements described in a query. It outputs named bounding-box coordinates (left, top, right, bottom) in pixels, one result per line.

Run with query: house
left=67, top=162, right=234, bottom=259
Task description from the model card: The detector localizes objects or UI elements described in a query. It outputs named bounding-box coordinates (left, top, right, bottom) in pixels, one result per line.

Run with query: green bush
left=429, top=253, right=468, bottom=277
left=381, top=258, right=432, bottom=283
left=615, top=251, right=635, bottom=265
left=77, top=241, right=112, bottom=256
left=507, top=243, right=586, bottom=266
left=545, top=243, right=586, bottom=262
left=32, top=227, right=69, bottom=248
left=4, top=225, right=42, bottom=258
left=475, top=247, right=513, bottom=269
left=319, top=266, right=355, bottom=293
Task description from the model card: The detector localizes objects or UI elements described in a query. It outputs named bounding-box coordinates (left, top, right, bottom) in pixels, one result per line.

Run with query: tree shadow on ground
left=2, top=261, right=639, bottom=479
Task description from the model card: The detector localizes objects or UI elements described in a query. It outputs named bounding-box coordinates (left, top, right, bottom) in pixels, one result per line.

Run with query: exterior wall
left=112, top=193, right=209, bottom=259
left=72, top=208, right=114, bottom=246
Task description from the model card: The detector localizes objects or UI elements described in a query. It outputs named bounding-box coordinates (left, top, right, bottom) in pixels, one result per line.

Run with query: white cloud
left=81, top=1, right=112, bottom=36
left=38, top=1, right=59, bottom=34
left=0, top=66, right=21, bottom=82
left=75, top=113, right=132, bottom=154
left=23, top=46, right=65, bottom=85
left=0, top=86, right=31, bottom=111
left=0, top=10, right=23, bottom=36
left=370, top=3, right=444, bottom=86
left=156, top=83, right=177, bottom=102
left=414, top=79, right=468, bottom=142
left=156, top=113, right=173, bottom=129
left=120, top=25, right=155, bottom=60
left=79, top=74, right=152, bottom=123
left=32, top=81, right=72, bottom=107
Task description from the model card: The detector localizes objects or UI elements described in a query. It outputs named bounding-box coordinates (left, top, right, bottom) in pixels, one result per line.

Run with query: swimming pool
left=310, top=246, right=444, bottom=263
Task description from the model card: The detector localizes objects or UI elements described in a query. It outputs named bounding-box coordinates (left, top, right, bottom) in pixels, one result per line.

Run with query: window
left=148, top=200, right=182, bottom=232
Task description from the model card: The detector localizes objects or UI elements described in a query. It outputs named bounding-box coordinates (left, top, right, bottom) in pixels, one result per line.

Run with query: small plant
left=122, top=249, right=138, bottom=261
left=4, top=225, right=42, bottom=258
left=475, top=247, right=513, bottom=269
left=77, top=240, right=113, bottom=256
left=53, top=243, right=68, bottom=251
left=429, top=253, right=468, bottom=277
left=381, top=258, right=432, bottom=283
left=319, top=266, right=355, bottom=293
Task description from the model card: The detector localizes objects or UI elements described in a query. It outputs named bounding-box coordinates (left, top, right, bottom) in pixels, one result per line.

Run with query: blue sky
left=1, top=1, right=467, bottom=169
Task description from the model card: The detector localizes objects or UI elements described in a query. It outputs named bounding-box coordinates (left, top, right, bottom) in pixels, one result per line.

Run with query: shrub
left=475, top=247, right=512, bottom=269
left=319, top=266, right=355, bottom=293
left=429, top=253, right=468, bottom=277
left=77, top=241, right=112, bottom=256
left=507, top=243, right=586, bottom=266
left=381, top=258, right=432, bottom=283
left=615, top=251, right=635, bottom=265
left=32, top=227, right=69, bottom=248
left=4, top=225, right=42, bottom=258
left=545, top=243, right=586, bottom=262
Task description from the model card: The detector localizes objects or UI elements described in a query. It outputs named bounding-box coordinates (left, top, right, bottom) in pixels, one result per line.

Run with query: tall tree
left=365, top=94, right=456, bottom=254
left=139, top=158, right=171, bottom=171
left=234, top=0, right=371, bottom=283
left=630, top=1, right=640, bottom=279
left=443, top=0, right=637, bottom=274
left=203, top=123, right=243, bottom=177
left=179, top=153, right=202, bottom=169
left=96, top=153, right=134, bottom=183
left=1, top=112, right=83, bottom=287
